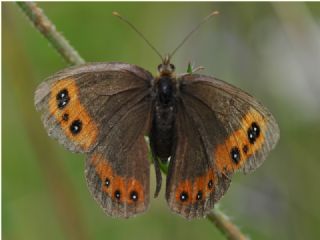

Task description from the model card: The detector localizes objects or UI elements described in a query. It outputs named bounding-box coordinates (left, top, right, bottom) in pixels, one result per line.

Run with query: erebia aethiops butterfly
left=35, top=11, right=279, bottom=219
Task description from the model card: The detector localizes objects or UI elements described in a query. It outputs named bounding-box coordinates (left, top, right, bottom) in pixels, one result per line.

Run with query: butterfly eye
left=157, top=64, right=163, bottom=72
left=169, top=64, right=175, bottom=71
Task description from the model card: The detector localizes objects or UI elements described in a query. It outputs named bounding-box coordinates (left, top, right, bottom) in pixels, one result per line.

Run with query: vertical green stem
left=208, top=208, right=248, bottom=240
left=17, top=2, right=85, bottom=65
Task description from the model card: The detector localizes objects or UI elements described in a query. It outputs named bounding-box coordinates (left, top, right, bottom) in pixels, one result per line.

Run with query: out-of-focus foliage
left=3, top=2, right=320, bottom=240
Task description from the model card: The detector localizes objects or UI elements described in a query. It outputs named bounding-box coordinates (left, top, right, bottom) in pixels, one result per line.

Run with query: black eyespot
left=208, top=180, right=213, bottom=189
left=130, top=191, right=138, bottom=202
left=105, top=178, right=110, bottom=187
left=62, top=113, right=69, bottom=122
left=70, top=119, right=82, bottom=135
left=230, top=147, right=241, bottom=164
left=114, top=190, right=121, bottom=200
left=247, top=122, right=260, bottom=144
left=196, top=191, right=203, bottom=201
left=180, top=191, right=188, bottom=202
left=56, top=89, right=70, bottom=109
left=242, top=145, right=248, bottom=154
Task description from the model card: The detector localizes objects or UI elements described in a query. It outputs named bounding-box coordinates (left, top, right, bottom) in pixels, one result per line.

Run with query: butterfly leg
left=153, top=156, right=163, bottom=198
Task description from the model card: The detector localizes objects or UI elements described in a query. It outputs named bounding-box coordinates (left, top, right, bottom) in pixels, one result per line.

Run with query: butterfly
left=34, top=11, right=279, bottom=219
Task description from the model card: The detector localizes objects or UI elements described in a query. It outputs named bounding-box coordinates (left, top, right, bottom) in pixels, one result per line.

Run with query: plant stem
left=208, top=208, right=248, bottom=240
left=17, top=2, right=248, bottom=239
left=17, top=2, right=85, bottom=65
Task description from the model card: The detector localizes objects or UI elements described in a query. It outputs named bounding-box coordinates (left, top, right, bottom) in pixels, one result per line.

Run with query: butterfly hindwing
left=85, top=99, right=152, bottom=218
left=166, top=95, right=231, bottom=219
left=34, top=62, right=152, bottom=153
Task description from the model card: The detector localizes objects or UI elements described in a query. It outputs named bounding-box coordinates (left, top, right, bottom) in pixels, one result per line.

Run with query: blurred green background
left=3, top=2, right=320, bottom=240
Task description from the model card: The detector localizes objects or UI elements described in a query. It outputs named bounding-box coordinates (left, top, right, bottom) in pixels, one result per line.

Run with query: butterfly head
left=157, top=55, right=175, bottom=77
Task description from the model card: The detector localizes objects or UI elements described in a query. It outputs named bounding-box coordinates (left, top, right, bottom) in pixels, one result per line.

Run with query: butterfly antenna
left=169, top=10, right=219, bottom=59
left=113, top=11, right=163, bottom=61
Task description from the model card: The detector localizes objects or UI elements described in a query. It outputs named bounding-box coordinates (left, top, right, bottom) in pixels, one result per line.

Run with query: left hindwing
left=166, top=95, right=231, bottom=219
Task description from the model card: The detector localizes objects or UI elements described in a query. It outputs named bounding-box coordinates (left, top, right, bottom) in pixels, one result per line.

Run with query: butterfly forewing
left=179, top=74, right=280, bottom=175
left=35, top=62, right=152, bottom=153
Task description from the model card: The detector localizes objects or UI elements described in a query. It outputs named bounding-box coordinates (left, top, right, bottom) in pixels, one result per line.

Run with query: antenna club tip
left=211, top=10, right=220, bottom=16
left=112, top=11, right=120, bottom=17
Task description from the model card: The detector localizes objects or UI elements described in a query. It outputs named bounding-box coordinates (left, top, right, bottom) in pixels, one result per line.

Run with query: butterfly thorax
left=150, top=74, right=177, bottom=160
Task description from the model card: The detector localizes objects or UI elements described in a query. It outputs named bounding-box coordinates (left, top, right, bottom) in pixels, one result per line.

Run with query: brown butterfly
left=34, top=11, right=279, bottom=219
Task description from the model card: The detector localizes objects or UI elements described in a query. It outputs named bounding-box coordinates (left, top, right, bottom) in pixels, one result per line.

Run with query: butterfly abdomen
left=150, top=76, right=177, bottom=159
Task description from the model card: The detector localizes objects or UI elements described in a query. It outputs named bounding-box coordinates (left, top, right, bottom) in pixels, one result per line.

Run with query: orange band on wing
left=49, top=78, right=98, bottom=151
left=174, top=169, right=216, bottom=204
left=214, top=107, right=267, bottom=173
left=90, top=154, right=145, bottom=204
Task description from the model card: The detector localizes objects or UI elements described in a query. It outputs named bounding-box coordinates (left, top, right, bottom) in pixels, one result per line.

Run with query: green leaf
left=187, top=62, right=193, bottom=74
